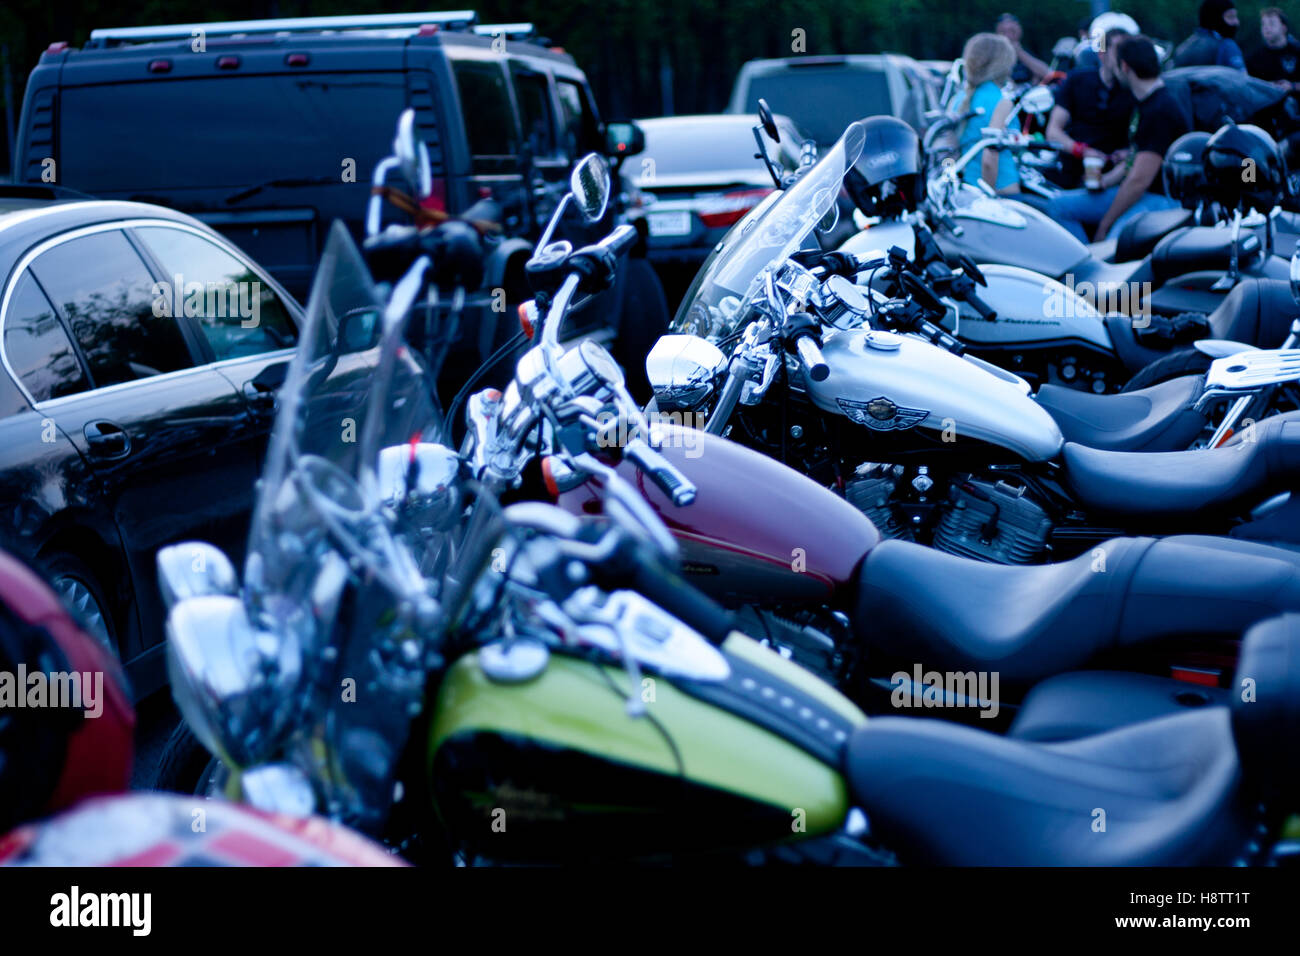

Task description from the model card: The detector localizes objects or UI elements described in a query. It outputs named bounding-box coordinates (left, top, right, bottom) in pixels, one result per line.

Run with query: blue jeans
left=1047, top=187, right=1179, bottom=242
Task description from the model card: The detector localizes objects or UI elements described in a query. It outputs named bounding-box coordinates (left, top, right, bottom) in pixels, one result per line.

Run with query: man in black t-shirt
left=1248, top=7, right=1300, bottom=120
left=1047, top=36, right=1190, bottom=242
left=1045, top=27, right=1138, bottom=187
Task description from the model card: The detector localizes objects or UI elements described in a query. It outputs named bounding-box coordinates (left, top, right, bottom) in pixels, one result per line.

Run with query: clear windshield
left=240, top=221, right=451, bottom=831
left=671, top=121, right=867, bottom=343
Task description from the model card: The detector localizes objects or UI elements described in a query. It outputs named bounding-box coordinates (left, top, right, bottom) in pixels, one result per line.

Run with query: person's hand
left=1083, top=147, right=1107, bottom=161
left=1274, top=79, right=1295, bottom=92
left=1109, top=148, right=1131, bottom=165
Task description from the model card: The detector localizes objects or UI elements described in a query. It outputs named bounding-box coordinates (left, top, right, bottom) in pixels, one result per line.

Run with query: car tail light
left=285, top=53, right=310, bottom=67
left=697, top=188, right=771, bottom=229
left=419, top=178, right=448, bottom=215
left=148, top=59, right=172, bottom=74
left=45, top=42, right=69, bottom=55
left=216, top=55, right=240, bottom=70
left=417, top=24, right=440, bottom=36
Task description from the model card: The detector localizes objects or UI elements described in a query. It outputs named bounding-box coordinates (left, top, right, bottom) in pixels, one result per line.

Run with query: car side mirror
left=605, top=121, right=645, bottom=161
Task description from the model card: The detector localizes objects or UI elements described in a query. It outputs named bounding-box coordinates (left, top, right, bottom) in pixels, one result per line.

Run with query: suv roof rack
left=85, top=11, right=480, bottom=48
left=473, top=23, right=536, bottom=41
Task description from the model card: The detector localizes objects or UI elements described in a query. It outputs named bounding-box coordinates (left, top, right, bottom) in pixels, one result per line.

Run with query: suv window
left=556, top=79, right=603, bottom=162
left=59, top=74, right=408, bottom=192
left=3, top=273, right=90, bottom=403
left=135, top=226, right=297, bottom=361
left=454, top=60, right=520, bottom=172
left=30, top=230, right=193, bottom=388
left=512, top=68, right=558, bottom=159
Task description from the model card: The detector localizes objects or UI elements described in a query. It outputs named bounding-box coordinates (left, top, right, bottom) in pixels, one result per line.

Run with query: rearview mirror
left=605, top=121, right=645, bottom=160
left=758, top=98, right=780, bottom=143
left=392, top=109, right=433, bottom=199
left=570, top=153, right=611, bottom=222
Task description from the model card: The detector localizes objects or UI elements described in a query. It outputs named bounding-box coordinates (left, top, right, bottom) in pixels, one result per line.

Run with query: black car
left=0, top=190, right=378, bottom=698
left=12, top=12, right=663, bottom=401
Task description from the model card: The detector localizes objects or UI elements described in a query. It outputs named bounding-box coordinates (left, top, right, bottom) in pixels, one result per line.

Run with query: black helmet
left=1162, top=131, right=1211, bottom=209
left=845, top=116, right=924, bottom=217
left=1202, top=122, right=1288, bottom=213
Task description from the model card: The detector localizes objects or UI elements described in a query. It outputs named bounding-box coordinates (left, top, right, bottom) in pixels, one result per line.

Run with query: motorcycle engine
left=933, top=478, right=1052, bottom=564
left=844, top=466, right=915, bottom=541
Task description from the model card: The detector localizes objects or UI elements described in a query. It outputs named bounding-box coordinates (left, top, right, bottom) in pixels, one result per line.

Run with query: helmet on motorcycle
left=1202, top=122, right=1289, bottom=213
left=844, top=116, right=925, bottom=217
left=1162, top=131, right=1212, bottom=209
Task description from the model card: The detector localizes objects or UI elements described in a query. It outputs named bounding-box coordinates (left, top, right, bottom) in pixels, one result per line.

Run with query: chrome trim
left=0, top=217, right=299, bottom=409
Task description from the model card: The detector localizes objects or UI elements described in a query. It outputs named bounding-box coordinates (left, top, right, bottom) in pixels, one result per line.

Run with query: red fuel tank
left=556, top=424, right=879, bottom=603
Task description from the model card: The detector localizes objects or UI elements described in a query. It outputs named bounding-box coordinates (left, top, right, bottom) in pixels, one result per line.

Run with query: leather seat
left=1008, top=671, right=1226, bottom=742
left=854, top=534, right=1300, bottom=685
left=844, top=615, right=1300, bottom=864
left=1113, top=207, right=1194, bottom=263
left=1066, top=256, right=1153, bottom=312
left=1150, top=226, right=1263, bottom=286
left=846, top=707, right=1245, bottom=864
left=1035, top=374, right=1205, bottom=451
left=1202, top=277, right=1297, bottom=346
left=1061, top=411, right=1300, bottom=518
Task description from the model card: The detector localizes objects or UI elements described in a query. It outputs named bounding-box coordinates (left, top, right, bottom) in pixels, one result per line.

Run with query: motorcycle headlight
left=165, top=595, right=301, bottom=769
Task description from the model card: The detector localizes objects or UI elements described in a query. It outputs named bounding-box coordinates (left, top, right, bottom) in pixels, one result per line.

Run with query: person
left=1047, top=35, right=1190, bottom=242
left=1174, top=0, right=1247, bottom=70
left=1045, top=27, right=1138, bottom=188
left=1248, top=7, right=1300, bottom=91
left=956, top=32, right=1021, bottom=194
left=995, top=13, right=1050, bottom=84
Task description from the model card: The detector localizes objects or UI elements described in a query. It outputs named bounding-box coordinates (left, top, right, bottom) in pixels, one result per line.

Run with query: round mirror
left=758, top=98, right=780, bottom=143
left=1291, top=247, right=1300, bottom=305
left=570, top=154, right=612, bottom=222
left=392, top=109, right=432, bottom=198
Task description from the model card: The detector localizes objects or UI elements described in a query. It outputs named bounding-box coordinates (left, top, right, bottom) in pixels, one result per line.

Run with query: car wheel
left=45, top=552, right=118, bottom=660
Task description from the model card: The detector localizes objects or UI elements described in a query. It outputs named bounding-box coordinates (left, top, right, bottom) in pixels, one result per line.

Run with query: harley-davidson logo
left=837, top=396, right=928, bottom=432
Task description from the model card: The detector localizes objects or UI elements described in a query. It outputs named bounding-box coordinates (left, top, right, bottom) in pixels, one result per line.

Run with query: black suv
left=13, top=12, right=662, bottom=394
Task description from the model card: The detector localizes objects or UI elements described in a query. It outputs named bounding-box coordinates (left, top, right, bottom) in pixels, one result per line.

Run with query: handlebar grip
left=625, top=439, right=697, bottom=507
left=594, top=224, right=638, bottom=259
left=628, top=561, right=734, bottom=646
left=966, top=292, right=998, bottom=322
left=794, top=335, right=829, bottom=382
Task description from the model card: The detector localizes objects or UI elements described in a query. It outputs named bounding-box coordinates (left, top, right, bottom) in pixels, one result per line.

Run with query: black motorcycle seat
left=1035, top=374, right=1205, bottom=452
left=1066, top=256, right=1154, bottom=311
left=1114, top=207, right=1194, bottom=263
left=1203, top=277, right=1297, bottom=345
left=847, top=615, right=1300, bottom=864
left=1150, top=226, right=1263, bottom=286
left=1061, top=411, right=1300, bottom=517
left=845, top=707, right=1244, bottom=864
left=854, top=534, right=1300, bottom=685
left=1008, top=671, right=1227, bottom=742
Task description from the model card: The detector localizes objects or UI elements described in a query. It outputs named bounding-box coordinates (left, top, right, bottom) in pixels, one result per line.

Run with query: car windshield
left=637, top=120, right=775, bottom=181
left=671, top=121, right=866, bottom=343
left=744, top=68, right=892, bottom=145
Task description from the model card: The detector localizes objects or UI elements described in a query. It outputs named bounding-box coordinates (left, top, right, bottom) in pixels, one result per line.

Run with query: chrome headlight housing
left=165, top=594, right=302, bottom=769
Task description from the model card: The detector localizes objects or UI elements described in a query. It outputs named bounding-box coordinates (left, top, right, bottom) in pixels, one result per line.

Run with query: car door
left=130, top=220, right=383, bottom=502
left=25, top=225, right=250, bottom=656
left=450, top=55, right=528, bottom=231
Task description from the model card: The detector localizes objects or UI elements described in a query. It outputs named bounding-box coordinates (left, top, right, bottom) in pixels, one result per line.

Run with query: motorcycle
left=649, top=121, right=1300, bottom=570
left=154, top=116, right=1300, bottom=865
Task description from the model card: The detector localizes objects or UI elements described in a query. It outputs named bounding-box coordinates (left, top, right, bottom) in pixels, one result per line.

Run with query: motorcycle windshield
left=244, top=219, right=445, bottom=659
left=671, top=122, right=866, bottom=342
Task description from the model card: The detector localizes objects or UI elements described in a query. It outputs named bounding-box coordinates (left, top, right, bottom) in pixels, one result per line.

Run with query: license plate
left=648, top=210, right=692, bottom=237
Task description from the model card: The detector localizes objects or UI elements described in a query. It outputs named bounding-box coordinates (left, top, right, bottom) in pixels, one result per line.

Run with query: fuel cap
left=480, top=638, right=550, bottom=683
left=863, top=330, right=903, bottom=351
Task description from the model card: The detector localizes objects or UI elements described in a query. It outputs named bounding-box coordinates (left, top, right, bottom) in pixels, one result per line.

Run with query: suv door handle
left=84, top=420, right=131, bottom=459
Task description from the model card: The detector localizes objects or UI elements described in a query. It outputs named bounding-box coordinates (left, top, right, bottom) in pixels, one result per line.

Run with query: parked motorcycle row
left=8, top=96, right=1300, bottom=866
